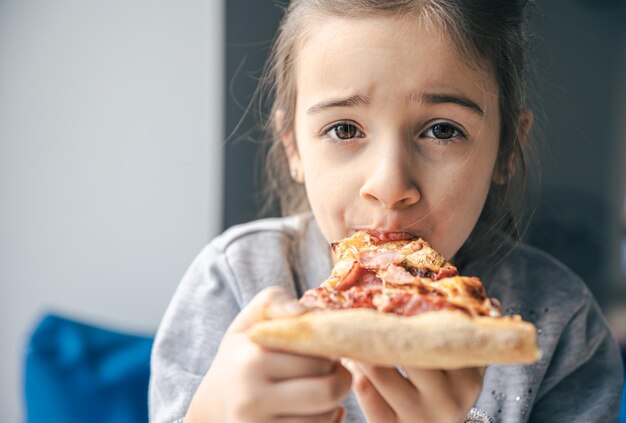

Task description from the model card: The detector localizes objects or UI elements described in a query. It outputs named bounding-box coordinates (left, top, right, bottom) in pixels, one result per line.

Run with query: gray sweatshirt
left=149, top=213, right=623, bottom=422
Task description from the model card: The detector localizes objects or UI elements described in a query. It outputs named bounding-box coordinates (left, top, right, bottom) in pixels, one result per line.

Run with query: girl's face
left=284, top=15, right=501, bottom=259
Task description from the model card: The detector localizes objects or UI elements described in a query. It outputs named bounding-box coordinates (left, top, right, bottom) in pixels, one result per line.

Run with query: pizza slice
left=247, top=231, right=540, bottom=369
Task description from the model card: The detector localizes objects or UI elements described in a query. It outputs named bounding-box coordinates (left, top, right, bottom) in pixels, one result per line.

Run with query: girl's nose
left=359, top=148, right=421, bottom=210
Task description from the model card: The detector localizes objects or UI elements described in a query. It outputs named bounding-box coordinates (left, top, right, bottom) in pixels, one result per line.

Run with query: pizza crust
left=247, top=309, right=541, bottom=369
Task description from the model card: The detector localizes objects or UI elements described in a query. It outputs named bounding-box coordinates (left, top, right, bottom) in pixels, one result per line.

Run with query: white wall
left=0, top=1, right=224, bottom=421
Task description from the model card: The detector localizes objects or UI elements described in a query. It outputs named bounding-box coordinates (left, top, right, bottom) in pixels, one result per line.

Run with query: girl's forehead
left=294, top=14, right=498, bottom=109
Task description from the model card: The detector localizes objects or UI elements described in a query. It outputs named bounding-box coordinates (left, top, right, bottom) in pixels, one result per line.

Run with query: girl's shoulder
left=489, top=241, right=592, bottom=313
left=208, top=213, right=315, bottom=254
left=194, top=212, right=329, bottom=303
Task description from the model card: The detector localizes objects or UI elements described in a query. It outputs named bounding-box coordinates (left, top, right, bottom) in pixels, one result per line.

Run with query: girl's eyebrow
left=305, top=91, right=484, bottom=117
left=409, top=90, right=484, bottom=116
left=307, top=95, right=370, bottom=114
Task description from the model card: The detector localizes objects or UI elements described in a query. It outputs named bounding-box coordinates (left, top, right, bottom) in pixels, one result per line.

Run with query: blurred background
left=1, top=0, right=625, bottom=421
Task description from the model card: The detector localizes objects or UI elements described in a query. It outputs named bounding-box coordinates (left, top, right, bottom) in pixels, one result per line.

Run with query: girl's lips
left=361, top=229, right=418, bottom=242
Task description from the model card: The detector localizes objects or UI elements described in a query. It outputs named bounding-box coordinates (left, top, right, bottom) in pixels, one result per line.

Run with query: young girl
left=149, top=1, right=623, bottom=422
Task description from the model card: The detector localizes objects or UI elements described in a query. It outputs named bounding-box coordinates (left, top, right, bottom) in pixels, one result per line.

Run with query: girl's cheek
left=426, top=173, right=491, bottom=256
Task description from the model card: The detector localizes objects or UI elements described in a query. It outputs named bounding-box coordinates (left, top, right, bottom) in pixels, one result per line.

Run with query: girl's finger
left=269, top=364, right=352, bottom=415
left=260, top=350, right=336, bottom=380
left=444, top=367, right=484, bottom=386
left=345, top=361, right=396, bottom=422
left=228, top=286, right=304, bottom=333
left=349, top=360, right=422, bottom=414
left=404, top=367, right=483, bottom=420
left=277, top=406, right=344, bottom=423
left=404, top=367, right=450, bottom=397
left=403, top=367, right=459, bottom=414
left=443, top=367, right=485, bottom=408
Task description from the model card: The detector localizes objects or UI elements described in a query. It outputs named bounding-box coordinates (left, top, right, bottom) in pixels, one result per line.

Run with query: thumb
left=227, top=286, right=306, bottom=333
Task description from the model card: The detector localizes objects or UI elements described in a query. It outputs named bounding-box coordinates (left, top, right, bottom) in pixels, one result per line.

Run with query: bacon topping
left=359, top=249, right=404, bottom=269
left=379, top=264, right=419, bottom=285
left=333, top=261, right=361, bottom=291
left=334, top=262, right=383, bottom=292
left=376, top=293, right=470, bottom=316
left=435, top=266, right=459, bottom=280
left=300, top=285, right=381, bottom=310
left=300, top=286, right=332, bottom=308
left=342, top=286, right=379, bottom=309
left=358, top=271, right=384, bottom=288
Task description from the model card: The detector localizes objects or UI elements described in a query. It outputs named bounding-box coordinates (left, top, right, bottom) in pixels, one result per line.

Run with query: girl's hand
left=344, top=360, right=483, bottom=423
left=185, top=286, right=351, bottom=423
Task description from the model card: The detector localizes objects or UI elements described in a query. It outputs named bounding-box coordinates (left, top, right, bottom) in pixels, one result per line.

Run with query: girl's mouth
left=361, top=229, right=417, bottom=242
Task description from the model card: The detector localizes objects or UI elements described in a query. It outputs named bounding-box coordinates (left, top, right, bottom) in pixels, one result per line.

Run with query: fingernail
left=266, top=300, right=304, bottom=318
left=340, top=358, right=354, bottom=370
left=283, top=301, right=305, bottom=315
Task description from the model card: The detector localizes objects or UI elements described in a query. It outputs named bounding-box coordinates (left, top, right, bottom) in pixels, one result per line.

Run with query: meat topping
left=359, top=249, right=405, bottom=269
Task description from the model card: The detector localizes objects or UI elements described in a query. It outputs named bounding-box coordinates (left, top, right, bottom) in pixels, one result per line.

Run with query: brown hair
left=259, top=0, right=537, bottom=267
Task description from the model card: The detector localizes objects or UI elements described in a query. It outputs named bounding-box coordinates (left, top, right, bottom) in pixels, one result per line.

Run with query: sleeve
left=148, top=243, right=241, bottom=423
left=529, top=295, right=624, bottom=422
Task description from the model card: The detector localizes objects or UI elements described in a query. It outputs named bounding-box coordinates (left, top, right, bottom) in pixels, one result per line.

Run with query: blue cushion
left=620, top=349, right=626, bottom=423
left=24, top=314, right=153, bottom=423
left=621, top=385, right=626, bottom=423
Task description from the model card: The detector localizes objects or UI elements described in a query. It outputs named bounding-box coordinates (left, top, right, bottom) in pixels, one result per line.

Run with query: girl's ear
left=493, top=108, right=534, bottom=184
left=275, top=110, right=304, bottom=183
left=517, top=108, right=534, bottom=148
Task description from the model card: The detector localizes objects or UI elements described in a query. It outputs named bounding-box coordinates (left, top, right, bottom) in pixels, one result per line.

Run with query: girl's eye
left=421, top=122, right=465, bottom=142
left=325, top=122, right=365, bottom=141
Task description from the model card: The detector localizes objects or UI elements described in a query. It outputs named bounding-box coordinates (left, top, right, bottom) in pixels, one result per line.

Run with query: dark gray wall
left=223, top=0, right=626, bottom=307
left=224, top=0, right=283, bottom=229
left=524, top=0, right=626, bottom=306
